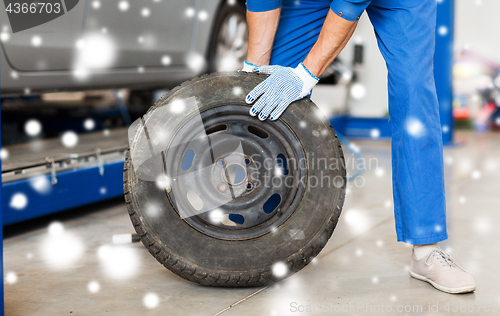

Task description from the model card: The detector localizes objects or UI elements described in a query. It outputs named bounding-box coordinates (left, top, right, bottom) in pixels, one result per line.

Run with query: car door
left=83, top=0, right=196, bottom=69
left=0, top=0, right=85, bottom=71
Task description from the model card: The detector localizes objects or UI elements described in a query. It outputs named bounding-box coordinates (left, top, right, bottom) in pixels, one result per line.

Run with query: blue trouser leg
left=366, top=0, right=448, bottom=244
left=270, top=0, right=448, bottom=245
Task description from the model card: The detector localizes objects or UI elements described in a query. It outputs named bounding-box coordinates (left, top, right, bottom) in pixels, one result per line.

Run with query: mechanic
left=242, top=0, right=476, bottom=294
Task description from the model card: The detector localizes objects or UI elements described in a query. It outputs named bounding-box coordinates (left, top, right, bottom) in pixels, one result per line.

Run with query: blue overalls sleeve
left=246, top=0, right=282, bottom=12
left=330, top=0, right=372, bottom=21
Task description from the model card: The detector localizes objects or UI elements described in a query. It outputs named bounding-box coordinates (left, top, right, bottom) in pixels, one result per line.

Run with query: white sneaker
left=409, top=249, right=476, bottom=294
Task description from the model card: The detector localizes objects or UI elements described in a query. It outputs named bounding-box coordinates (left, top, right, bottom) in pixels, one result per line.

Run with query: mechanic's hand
left=242, top=60, right=257, bottom=72
left=246, top=62, right=319, bottom=121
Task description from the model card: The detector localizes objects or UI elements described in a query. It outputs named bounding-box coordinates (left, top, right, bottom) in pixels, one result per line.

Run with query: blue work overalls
left=247, top=0, right=448, bottom=245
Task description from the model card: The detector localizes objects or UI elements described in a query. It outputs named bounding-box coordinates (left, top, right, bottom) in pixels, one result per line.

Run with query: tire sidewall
left=125, top=72, right=345, bottom=284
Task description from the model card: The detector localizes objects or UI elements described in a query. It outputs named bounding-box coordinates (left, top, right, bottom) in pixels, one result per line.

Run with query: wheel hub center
left=223, top=163, right=247, bottom=185
left=165, top=106, right=306, bottom=239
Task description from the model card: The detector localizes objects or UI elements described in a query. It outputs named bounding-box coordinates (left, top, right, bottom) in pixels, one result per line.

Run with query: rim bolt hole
left=217, top=159, right=225, bottom=167
left=244, top=157, right=251, bottom=165
left=218, top=183, right=228, bottom=191
left=246, top=182, right=253, bottom=191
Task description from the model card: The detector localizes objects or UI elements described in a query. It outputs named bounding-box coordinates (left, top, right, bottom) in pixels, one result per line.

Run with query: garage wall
left=454, top=0, right=500, bottom=59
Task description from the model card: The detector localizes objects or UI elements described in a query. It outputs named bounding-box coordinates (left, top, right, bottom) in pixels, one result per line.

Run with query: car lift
left=1, top=128, right=128, bottom=225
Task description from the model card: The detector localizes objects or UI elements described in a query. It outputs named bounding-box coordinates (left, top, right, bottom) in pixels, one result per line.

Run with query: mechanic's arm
left=246, top=9, right=356, bottom=74
left=242, top=1, right=282, bottom=71
left=302, top=10, right=357, bottom=78
left=246, top=8, right=281, bottom=67
left=245, top=1, right=370, bottom=120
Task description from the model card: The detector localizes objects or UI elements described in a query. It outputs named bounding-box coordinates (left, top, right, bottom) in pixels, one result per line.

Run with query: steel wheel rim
left=163, top=105, right=307, bottom=240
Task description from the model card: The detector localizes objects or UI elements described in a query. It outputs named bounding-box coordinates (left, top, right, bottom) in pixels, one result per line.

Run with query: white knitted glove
left=242, top=60, right=257, bottom=72
left=246, top=62, right=319, bottom=120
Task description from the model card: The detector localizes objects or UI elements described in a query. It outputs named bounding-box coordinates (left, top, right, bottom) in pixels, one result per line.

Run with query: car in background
left=0, top=0, right=248, bottom=96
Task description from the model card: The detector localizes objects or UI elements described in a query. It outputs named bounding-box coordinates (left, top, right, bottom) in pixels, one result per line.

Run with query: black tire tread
left=123, top=71, right=345, bottom=287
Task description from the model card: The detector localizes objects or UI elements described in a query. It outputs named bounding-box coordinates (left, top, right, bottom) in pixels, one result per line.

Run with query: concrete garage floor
left=4, top=130, right=500, bottom=315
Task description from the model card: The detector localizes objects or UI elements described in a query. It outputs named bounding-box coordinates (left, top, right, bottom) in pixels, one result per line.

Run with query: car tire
left=123, top=71, right=346, bottom=287
left=207, top=1, right=248, bottom=72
